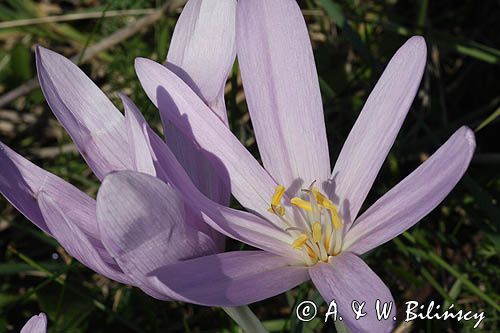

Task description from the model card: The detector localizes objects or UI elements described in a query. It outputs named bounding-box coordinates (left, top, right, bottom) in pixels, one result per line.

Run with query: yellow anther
left=312, top=222, right=322, bottom=243
left=290, top=197, right=312, bottom=211
left=271, top=185, right=286, bottom=206
left=267, top=205, right=285, bottom=217
left=305, top=244, right=318, bottom=260
left=292, top=234, right=309, bottom=249
left=268, top=185, right=286, bottom=216
left=312, top=187, right=335, bottom=210
left=329, top=207, right=342, bottom=229
left=324, top=236, right=331, bottom=251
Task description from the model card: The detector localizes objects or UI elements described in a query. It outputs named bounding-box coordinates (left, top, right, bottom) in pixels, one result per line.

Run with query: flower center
left=268, top=183, right=343, bottom=265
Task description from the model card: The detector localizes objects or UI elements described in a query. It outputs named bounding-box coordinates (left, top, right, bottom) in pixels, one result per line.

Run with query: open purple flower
left=122, top=0, right=476, bottom=331
left=0, top=0, right=236, bottom=299
left=21, top=313, right=47, bottom=333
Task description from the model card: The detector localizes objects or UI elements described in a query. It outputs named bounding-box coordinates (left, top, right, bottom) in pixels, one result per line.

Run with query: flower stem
left=222, top=306, right=268, bottom=333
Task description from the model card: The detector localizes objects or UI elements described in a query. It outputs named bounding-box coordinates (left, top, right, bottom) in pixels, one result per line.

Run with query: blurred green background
left=0, top=0, right=498, bottom=332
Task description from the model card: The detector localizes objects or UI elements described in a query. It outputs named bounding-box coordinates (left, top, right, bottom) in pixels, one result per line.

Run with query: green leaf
left=10, top=43, right=32, bottom=81
left=319, top=0, right=345, bottom=27
left=0, top=262, right=67, bottom=275
left=476, top=107, right=500, bottom=132
left=37, top=281, right=94, bottom=333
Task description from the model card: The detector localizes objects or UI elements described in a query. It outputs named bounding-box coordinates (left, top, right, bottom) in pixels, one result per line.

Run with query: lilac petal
left=326, top=36, right=427, bottom=227
left=135, top=58, right=280, bottom=217
left=164, top=0, right=235, bottom=206
left=96, top=171, right=217, bottom=283
left=0, top=142, right=97, bottom=238
left=236, top=0, right=330, bottom=189
left=145, top=131, right=299, bottom=259
left=36, top=46, right=132, bottom=180
left=37, top=192, right=132, bottom=285
left=148, top=251, right=309, bottom=306
left=309, top=252, right=396, bottom=333
left=146, top=129, right=224, bottom=241
left=344, top=126, right=475, bottom=255
left=21, top=313, right=47, bottom=333
left=202, top=205, right=301, bottom=260
left=120, top=94, right=156, bottom=176
left=166, top=0, right=236, bottom=123
left=164, top=122, right=230, bottom=206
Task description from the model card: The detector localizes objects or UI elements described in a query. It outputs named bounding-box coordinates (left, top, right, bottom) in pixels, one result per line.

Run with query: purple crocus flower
left=113, top=0, right=476, bottom=332
left=21, top=313, right=47, bottom=333
left=0, top=0, right=235, bottom=299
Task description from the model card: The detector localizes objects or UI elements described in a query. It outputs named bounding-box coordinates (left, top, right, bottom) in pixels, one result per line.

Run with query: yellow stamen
left=292, top=234, right=309, bottom=249
left=312, top=222, right=322, bottom=243
left=269, top=185, right=286, bottom=216
left=324, top=236, right=331, bottom=251
left=267, top=205, right=285, bottom=216
left=290, top=197, right=312, bottom=211
left=329, top=207, right=342, bottom=229
left=271, top=185, right=286, bottom=206
left=313, top=187, right=335, bottom=210
left=305, top=244, right=318, bottom=260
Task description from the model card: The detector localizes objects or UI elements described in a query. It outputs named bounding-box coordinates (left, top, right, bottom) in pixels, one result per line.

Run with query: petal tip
left=34, top=44, right=47, bottom=56
left=406, top=35, right=427, bottom=55
left=35, top=45, right=58, bottom=63
left=461, top=126, right=476, bottom=150
left=34, top=44, right=43, bottom=55
left=134, top=57, right=152, bottom=71
left=117, top=92, right=132, bottom=108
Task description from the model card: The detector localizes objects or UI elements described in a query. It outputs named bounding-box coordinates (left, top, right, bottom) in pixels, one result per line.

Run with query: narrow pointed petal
left=145, top=128, right=224, bottom=242
left=344, top=127, right=475, bottom=255
left=135, top=58, right=280, bottom=217
left=201, top=205, right=301, bottom=260
left=309, top=252, right=396, bottom=333
left=148, top=251, right=309, bottom=306
left=145, top=131, right=298, bottom=258
left=0, top=142, right=98, bottom=238
left=164, top=0, right=235, bottom=207
left=21, top=313, right=47, bottom=333
left=96, top=171, right=217, bottom=282
left=326, top=37, right=427, bottom=227
left=37, top=192, right=132, bottom=285
left=121, top=94, right=156, bottom=176
left=166, top=0, right=236, bottom=122
left=236, top=0, right=330, bottom=188
left=36, top=46, right=132, bottom=179
left=164, top=122, right=230, bottom=206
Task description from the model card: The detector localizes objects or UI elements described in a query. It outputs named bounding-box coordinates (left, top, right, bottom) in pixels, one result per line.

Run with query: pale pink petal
left=120, top=94, right=156, bottom=176
left=326, top=37, right=427, bottom=227
left=0, top=141, right=97, bottom=238
left=163, top=122, right=231, bottom=206
left=344, top=127, right=475, bottom=254
left=148, top=251, right=309, bottom=306
left=135, top=58, right=280, bottom=217
left=166, top=0, right=236, bottom=122
left=201, top=205, right=301, bottom=260
left=147, top=130, right=298, bottom=258
left=145, top=128, right=224, bottom=243
left=21, top=313, right=47, bottom=333
left=36, top=46, right=132, bottom=180
left=309, top=252, right=396, bottom=333
left=237, top=0, right=330, bottom=189
left=96, top=171, right=217, bottom=292
left=37, top=192, right=132, bottom=285
left=98, top=151, right=296, bottom=259
left=164, top=0, right=235, bottom=206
